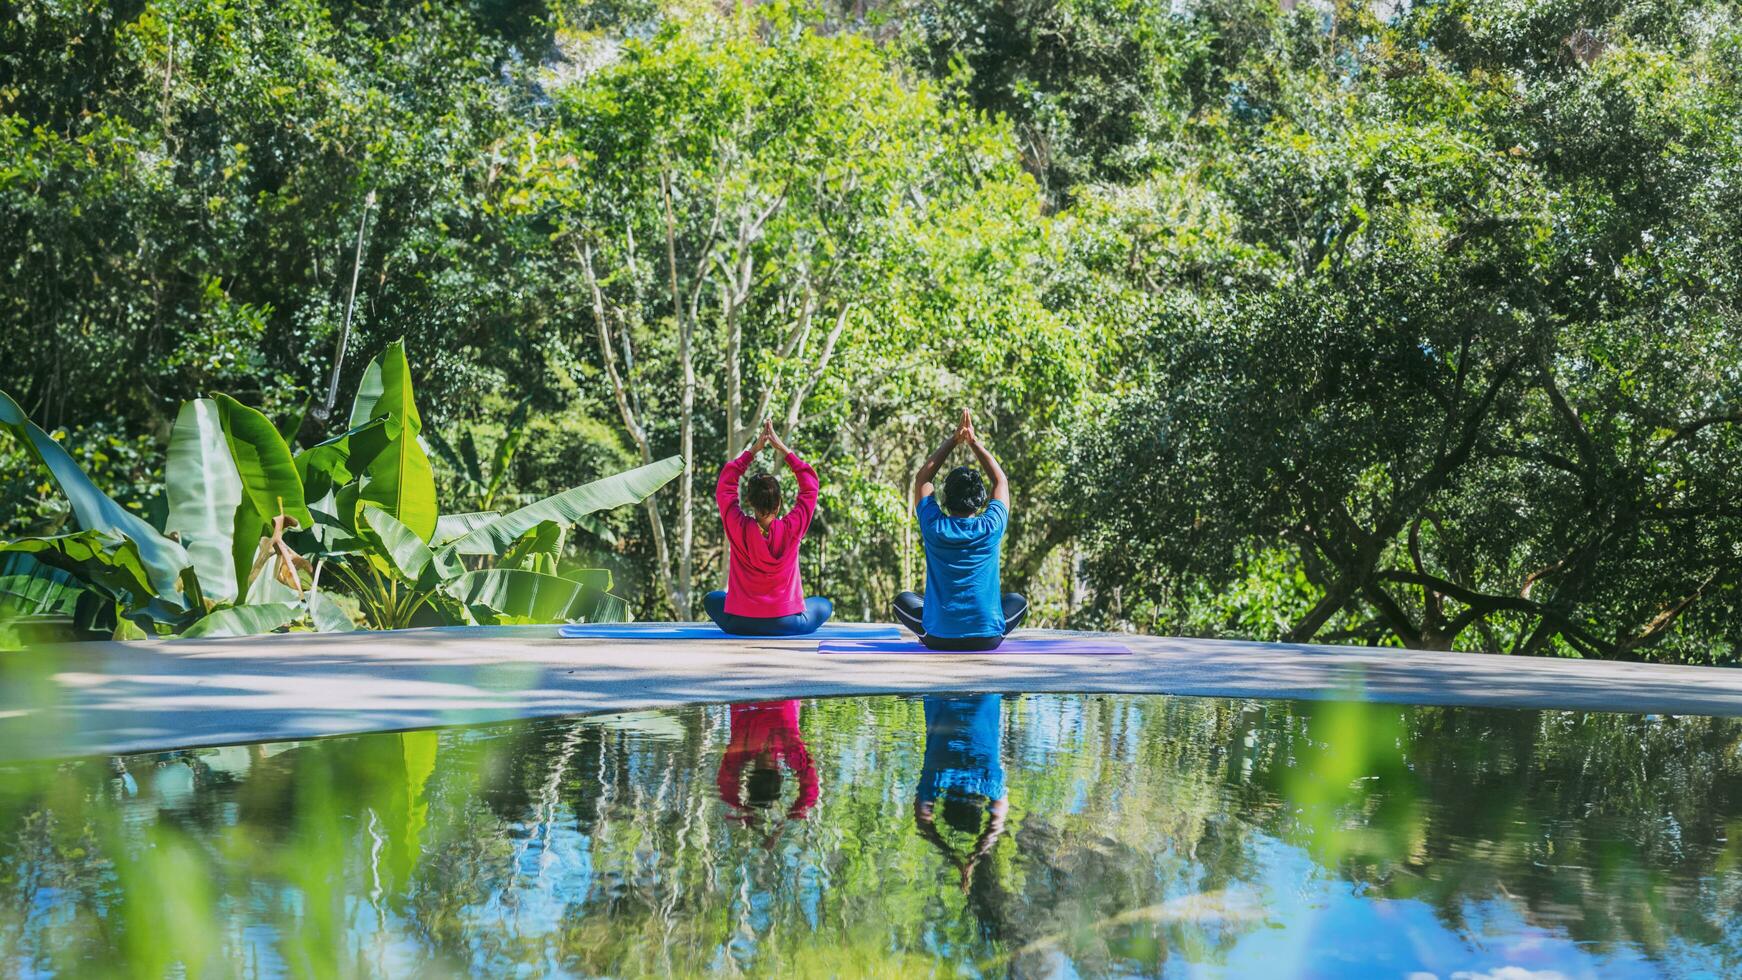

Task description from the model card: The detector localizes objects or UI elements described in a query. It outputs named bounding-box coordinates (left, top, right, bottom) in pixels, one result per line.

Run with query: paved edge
left=4, top=624, right=1739, bottom=760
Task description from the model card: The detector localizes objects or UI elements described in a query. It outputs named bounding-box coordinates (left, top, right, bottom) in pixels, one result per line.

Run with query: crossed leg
left=705, top=591, right=835, bottom=636
left=892, top=592, right=1027, bottom=650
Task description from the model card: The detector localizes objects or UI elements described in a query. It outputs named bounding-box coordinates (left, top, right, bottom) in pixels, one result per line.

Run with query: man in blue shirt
left=893, top=410, right=1028, bottom=651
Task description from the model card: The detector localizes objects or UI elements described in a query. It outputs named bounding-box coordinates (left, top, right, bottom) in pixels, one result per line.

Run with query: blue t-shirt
left=916, top=694, right=1006, bottom=804
left=917, top=496, right=1007, bottom=638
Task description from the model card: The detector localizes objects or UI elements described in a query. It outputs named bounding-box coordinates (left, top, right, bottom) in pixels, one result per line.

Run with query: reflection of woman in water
left=914, top=694, right=1009, bottom=892
left=717, top=700, right=820, bottom=833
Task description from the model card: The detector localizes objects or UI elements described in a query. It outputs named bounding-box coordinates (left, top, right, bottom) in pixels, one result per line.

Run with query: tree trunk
left=574, top=237, right=680, bottom=617
left=725, top=289, right=742, bottom=453
left=662, top=172, right=696, bottom=620
left=1284, top=573, right=1358, bottom=644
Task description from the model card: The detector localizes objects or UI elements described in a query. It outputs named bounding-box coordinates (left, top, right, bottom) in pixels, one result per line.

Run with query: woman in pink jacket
left=705, top=418, right=834, bottom=635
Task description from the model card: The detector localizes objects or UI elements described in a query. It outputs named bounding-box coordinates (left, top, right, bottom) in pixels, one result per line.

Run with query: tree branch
left=784, top=305, right=850, bottom=437
left=573, top=235, right=679, bottom=616
left=1536, top=352, right=1601, bottom=472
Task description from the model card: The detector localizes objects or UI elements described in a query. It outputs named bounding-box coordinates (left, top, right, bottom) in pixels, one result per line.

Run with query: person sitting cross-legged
left=893, top=410, right=1027, bottom=651
left=704, top=418, right=834, bottom=636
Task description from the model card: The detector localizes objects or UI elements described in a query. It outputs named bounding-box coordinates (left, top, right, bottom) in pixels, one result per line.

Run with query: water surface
left=2, top=694, right=1739, bottom=977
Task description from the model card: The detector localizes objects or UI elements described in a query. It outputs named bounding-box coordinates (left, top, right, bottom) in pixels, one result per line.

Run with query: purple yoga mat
left=817, top=637, right=1131, bottom=656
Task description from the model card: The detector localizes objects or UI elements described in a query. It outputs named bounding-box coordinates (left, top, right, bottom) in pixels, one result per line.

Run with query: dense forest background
left=2, top=0, right=1737, bottom=662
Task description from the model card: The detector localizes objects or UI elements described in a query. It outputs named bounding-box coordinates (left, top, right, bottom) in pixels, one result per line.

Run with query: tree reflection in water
left=1, top=694, right=1740, bottom=976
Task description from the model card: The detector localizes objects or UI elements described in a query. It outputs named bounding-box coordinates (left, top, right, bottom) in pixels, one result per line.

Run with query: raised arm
left=961, top=412, right=1010, bottom=510
left=912, top=416, right=966, bottom=509
left=717, top=427, right=768, bottom=521
left=765, top=419, right=819, bottom=533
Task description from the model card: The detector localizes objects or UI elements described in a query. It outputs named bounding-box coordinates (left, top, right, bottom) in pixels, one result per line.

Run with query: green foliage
left=0, top=340, right=679, bottom=635
left=902, top=0, right=1212, bottom=198
left=427, top=397, right=533, bottom=511
left=0, top=421, right=163, bottom=542
left=0, top=552, right=83, bottom=621
left=2, top=0, right=1737, bottom=659
left=0, top=391, right=300, bottom=635
left=0, top=533, right=157, bottom=617
left=1070, top=0, right=1742, bottom=662
left=0, top=389, right=191, bottom=604
left=308, top=343, right=682, bottom=629
left=441, top=456, right=686, bottom=557
left=180, top=601, right=302, bottom=639
left=446, top=568, right=605, bottom=625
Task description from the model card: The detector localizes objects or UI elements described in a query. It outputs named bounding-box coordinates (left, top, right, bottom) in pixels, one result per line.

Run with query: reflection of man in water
left=914, top=694, right=1009, bottom=891
left=717, top=700, right=820, bottom=828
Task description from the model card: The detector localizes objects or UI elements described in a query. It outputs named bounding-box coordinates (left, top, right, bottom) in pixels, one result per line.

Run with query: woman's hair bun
left=745, top=472, right=783, bottom=515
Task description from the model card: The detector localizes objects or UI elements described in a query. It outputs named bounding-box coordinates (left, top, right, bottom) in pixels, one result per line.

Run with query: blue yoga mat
left=559, top=623, right=903, bottom=640
left=817, top=637, right=1132, bottom=656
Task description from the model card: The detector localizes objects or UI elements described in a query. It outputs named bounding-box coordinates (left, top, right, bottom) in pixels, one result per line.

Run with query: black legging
left=892, top=591, right=1028, bottom=651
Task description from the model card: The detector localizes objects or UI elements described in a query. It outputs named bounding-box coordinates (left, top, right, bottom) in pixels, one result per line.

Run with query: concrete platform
left=4, top=624, right=1740, bottom=760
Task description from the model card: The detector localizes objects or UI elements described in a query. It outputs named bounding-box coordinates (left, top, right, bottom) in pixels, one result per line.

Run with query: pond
left=2, top=694, right=1739, bottom=977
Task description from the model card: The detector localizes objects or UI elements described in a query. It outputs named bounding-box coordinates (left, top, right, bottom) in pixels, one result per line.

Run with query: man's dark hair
left=940, top=794, right=988, bottom=836
left=745, top=472, right=782, bottom=515
left=942, top=465, right=988, bottom=515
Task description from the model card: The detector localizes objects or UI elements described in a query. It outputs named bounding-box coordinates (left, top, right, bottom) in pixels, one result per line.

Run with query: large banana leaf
left=307, top=591, right=356, bottom=632
left=348, top=339, right=422, bottom=433
left=0, top=533, right=190, bottom=628
left=586, top=590, right=631, bottom=624
left=560, top=567, right=613, bottom=593
left=0, top=552, right=84, bottom=619
left=433, top=511, right=499, bottom=546
left=294, top=419, right=389, bottom=556
left=560, top=568, right=627, bottom=623
left=499, top=520, right=565, bottom=572
left=214, top=394, right=312, bottom=527
left=214, top=394, right=312, bottom=592
left=357, top=417, right=439, bottom=542
left=445, top=569, right=595, bottom=625
left=164, top=399, right=244, bottom=604
left=443, top=455, right=683, bottom=557
left=0, top=389, right=190, bottom=601
left=181, top=602, right=301, bottom=638
left=295, top=418, right=389, bottom=503
left=361, top=506, right=434, bottom=585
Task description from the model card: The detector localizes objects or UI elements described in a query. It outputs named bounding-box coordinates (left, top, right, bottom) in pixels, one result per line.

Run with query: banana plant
left=1, top=339, right=682, bottom=637
left=0, top=550, right=100, bottom=641
left=0, top=552, right=83, bottom=620
left=0, top=389, right=309, bottom=638
left=294, top=340, right=682, bottom=629
left=327, top=507, right=637, bottom=629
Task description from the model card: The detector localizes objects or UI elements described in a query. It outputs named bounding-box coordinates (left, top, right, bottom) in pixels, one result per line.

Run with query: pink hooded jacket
left=715, top=450, right=819, bottom=618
